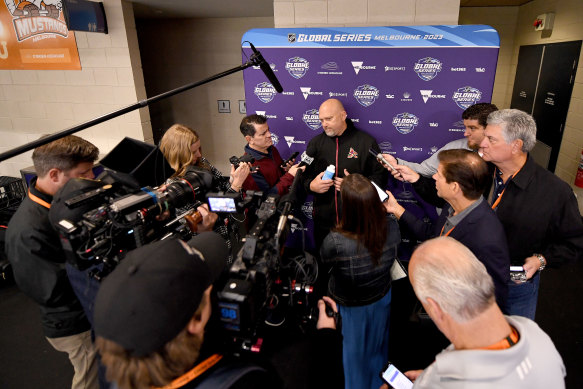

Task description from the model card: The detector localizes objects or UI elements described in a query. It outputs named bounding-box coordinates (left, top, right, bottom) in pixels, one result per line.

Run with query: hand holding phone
left=381, top=363, right=414, bottom=389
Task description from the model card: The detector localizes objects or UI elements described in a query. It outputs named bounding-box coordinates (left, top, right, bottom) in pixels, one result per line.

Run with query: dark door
left=510, top=41, right=581, bottom=172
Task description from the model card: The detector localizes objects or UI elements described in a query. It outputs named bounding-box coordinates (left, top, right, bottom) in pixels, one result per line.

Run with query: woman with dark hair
left=320, top=173, right=400, bottom=389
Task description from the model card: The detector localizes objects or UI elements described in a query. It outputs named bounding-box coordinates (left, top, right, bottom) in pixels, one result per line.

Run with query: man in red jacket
left=240, top=114, right=304, bottom=195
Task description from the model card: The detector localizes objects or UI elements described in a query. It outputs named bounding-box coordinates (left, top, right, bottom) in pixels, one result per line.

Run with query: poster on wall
left=241, top=25, right=499, bottom=252
left=0, top=0, right=81, bottom=70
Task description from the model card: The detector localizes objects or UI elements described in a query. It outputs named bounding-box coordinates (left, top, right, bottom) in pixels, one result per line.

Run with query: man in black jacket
left=5, top=135, right=100, bottom=389
left=303, top=98, right=388, bottom=249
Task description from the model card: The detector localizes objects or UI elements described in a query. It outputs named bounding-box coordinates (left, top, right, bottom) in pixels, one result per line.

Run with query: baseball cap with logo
left=94, top=232, right=227, bottom=356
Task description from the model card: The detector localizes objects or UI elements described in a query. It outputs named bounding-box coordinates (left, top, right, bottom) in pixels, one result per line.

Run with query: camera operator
left=239, top=114, right=304, bottom=195
left=160, top=124, right=249, bottom=261
left=5, top=135, right=100, bottom=389
left=94, top=232, right=282, bottom=389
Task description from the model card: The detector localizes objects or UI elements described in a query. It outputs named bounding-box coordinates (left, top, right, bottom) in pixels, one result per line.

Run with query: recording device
left=50, top=166, right=214, bottom=279
left=381, top=362, right=414, bottom=389
left=249, top=42, right=284, bottom=93
left=230, top=154, right=258, bottom=173
left=280, top=151, right=299, bottom=168
left=369, top=148, right=397, bottom=172
left=372, top=181, right=389, bottom=202
left=207, top=190, right=263, bottom=214
left=510, top=265, right=527, bottom=283
left=216, top=188, right=317, bottom=352
left=298, top=151, right=314, bottom=167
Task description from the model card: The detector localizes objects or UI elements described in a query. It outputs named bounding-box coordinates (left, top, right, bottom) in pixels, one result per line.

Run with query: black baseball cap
left=94, top=232, right=227, bottom=356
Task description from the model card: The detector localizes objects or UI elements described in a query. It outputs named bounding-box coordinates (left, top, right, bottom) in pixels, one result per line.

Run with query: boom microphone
left=249, top=42, right=284, bottom=93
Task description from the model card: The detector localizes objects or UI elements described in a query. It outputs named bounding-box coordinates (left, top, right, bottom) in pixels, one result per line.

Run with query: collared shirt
left=441, top=197, right=484, bottom=235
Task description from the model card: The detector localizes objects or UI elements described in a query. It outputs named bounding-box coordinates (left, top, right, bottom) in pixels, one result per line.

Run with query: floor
left=1, top=257, right=582, bottom=389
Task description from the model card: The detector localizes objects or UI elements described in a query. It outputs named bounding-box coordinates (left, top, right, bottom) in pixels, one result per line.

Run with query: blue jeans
left=506, top=272, right=540, bottom=320
left=338, top=289, right=391, bottom=389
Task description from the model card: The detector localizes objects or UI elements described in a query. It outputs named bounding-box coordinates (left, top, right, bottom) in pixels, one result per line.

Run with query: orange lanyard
left=153, top=354, right=223, bottom=389
left=28, top=189, right=51, bottom=209
left=440, top=224, right=455, bottom=237
left=490, top=166, right=523, bottom=210
left=480, top=326, right=519, bottom=351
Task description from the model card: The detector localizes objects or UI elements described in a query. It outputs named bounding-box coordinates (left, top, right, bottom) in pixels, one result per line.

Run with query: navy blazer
left=401, top=199, right=510, bottom=311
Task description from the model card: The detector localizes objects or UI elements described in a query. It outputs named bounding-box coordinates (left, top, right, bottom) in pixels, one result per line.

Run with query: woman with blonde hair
left=160, top=124, right=250, bottom=261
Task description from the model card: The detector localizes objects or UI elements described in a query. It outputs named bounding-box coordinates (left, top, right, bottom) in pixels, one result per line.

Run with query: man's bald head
left=410, top=237, right=495, bottom=323
left=319, top=99, right=348, bottom=137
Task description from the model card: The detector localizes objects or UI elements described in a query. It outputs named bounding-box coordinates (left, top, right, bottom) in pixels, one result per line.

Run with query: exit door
left=510, top=41, right=581, bottom=172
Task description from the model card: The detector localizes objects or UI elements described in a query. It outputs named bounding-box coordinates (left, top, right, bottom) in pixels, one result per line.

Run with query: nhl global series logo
left=303, top=109, right=321, bottom=130
left=414, top=57, right=443, bottom=81
left=353, top=84, right=379, bottom=107
left=392, top=112, right=419, bottom=134
left=452, top=86, right=482, bottom=109
left=270, top=133, right=280, bottom=146
left=285, top=57, right=309, bottom=79
left=254, top=82, right=277, bottom=103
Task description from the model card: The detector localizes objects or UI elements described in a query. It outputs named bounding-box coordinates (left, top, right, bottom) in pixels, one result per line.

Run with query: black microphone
left=298, top=151, right=314, bottom=168
left=249, top=42, right=283, bottom=93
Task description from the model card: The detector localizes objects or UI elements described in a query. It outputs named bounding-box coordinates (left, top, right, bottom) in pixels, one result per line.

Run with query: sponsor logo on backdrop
left=285, top=116, right=293, bottom=121
left=476, top=67, right=486, bottom=73
left=414, top=57, right=442, bottom=81
left=401, top=92, right=413, bottom=102
left=385, top=66, right=406, bottom=71
left=288, top=33, right=296, bottom=43
left=253, top=63, right=277, bottom=72
left=449, top=120, right=465, bottom=132
left=285, top=57, right=309, bottom=79
left=452, top=86, right=482, bottom=109
left=301, top=202, right=313, bottom=219
left=329, top=92, right=348, bottom=97
left=351, top=61, right=376, bottom=75
left=385, top=93, right=395, bottom=99
left=318, top=62, right=343, bottom=75
left=392, top=112, right=419, bottom=134
left=300, top=87, right=323, bottom=100
left=353, top=84, right=380, bottom=107
left=420, top=90, right=446, bottom=103
left=282, top=91, right=295, bottom=96
left=451, top=67, right=466, bottom=72
left=350, top=118, right=360, bottom=123
left=290, top=223, right=308, bottom=233
left=284, top=136, right=306, bottom=147
left=271, top=133, right=280, bottom=146
left=429, top=146, right=438, bottom=155
left=378, top=141, right=392, bottom=153
left=368, top=120, right=382, bottom=125
left=255, top=111, right=277, bottom=119
left=429, top=122, right=438, bottom=127
left=254, top=82, right=277, bottom=103
left=403, top=146, right=423, bottom=152
left=303, top=109, right=321, bottom=130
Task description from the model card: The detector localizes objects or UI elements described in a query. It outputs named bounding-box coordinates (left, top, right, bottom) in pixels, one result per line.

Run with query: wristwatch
left=534, top=253, right=546, bottom=271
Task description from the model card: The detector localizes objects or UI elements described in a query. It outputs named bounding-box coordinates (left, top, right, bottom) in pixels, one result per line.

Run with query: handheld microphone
left=298, top=151, right=314, bottom=168
left=368, top=148, right=396, bottom=172
left=280, top=151, right=299, bottom=168
left=249, top=42, right=283, bottom=93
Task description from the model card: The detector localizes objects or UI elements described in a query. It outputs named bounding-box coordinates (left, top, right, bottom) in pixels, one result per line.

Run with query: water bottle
left=322, top=164, right=335, bottom=180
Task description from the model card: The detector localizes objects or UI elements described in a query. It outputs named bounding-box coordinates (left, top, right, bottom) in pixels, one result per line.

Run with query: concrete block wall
left=0, top=0, right=150, bottom=178
left=274, top=0, right=460, bottom=27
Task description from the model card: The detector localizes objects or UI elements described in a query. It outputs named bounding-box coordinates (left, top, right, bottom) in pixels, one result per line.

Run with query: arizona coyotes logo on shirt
left=347, top=148, right=358, bottom=158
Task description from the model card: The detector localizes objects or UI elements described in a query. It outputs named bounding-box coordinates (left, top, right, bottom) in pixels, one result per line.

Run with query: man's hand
left=523, top=255, right=542, bottom=280
left=196, top=204, right=218, bottom=232
left=288, top=163, right=306, bottom=177
left=282, top=158, right=295, bottom=172
left=380, top=153, right=399, bottom=169
left=316, top=296, right=338, bottom=330
left=392, top=165, right=420, bottom=183
left=404, top=369, right=424, bottom=382
left=383, top=190, right=406, bottom=219
left=230, top=163, right=251, bottom=192
left=333, top=169, right=350, bottom=191
left=310, top=171, right=334, bottom=193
